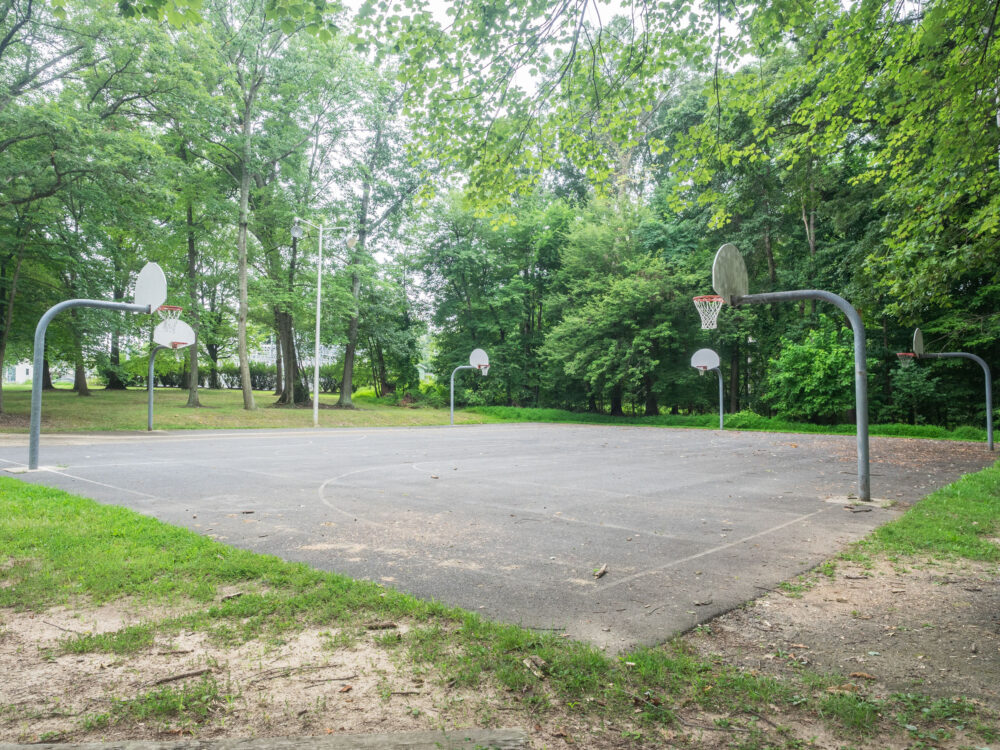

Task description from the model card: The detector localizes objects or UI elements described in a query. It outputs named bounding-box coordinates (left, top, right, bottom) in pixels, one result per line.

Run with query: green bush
left=951, top=425, right=986, bottom=441
left=763, top=318, right=856, bottom=422
left=215, top=362, right=274, bottom=390
left=319, top=363, right=340, bottom=393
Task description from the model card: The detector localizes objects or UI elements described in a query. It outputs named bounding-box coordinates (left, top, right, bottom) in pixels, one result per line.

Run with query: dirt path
left=684, top=557, right=1000, bottom=704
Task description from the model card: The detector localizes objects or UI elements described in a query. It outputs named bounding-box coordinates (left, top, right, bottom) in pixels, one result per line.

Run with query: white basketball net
left=693, top=295, right=724, bottom=330
left=157, top=306, right=185, bottom=348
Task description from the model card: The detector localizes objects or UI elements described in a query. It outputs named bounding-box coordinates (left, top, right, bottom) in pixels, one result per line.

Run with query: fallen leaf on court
left=826, top=684, right=858, bottom=693
left=850, top=672, right=878, bottom=680
left=694, top=599, right=713, bottom=606
left=338, top=685, right=352, bottom=693
left=523, top=656, right=546, bottom=678
left=789, top=643, right=809, bottom=649
left=430, top=475, right=439, bottom=479
left=593, top=563, right=608, bottom=579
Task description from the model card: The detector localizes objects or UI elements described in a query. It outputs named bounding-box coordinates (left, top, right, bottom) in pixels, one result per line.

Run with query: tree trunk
left=373, top=339, right=393, bottom=396
left=338, top=176, right=369, bottom=408
left=643, top=373, right=659, bottom=416
left=338, top=269, right=361, bottom=408
left=208, top=346, right=221, bottom=389
left=42, top=356, right=55, bottom=390
left=73, top=360, right=90, bottom=395
left=0, top=247, right=24, bottom=414
left=762, top=221, right=777, bottom=285
left=236, top=118, right=255, bottom=410
left=802, top=191, right=817, bottom=317
left=274, top=326, right=283, bottom=396
left=728, top=345, right=740, bottom=414
left=104, top=260, right=127, bottom=389
left=105, top=333, right=126, bottom=388
left=68, top=307, right=91, bottom=395
left=610, top=383, right=625, bottom=416
left=275, top=310, right=306, bottom=405
left=185, top=196, right=201, bottom=407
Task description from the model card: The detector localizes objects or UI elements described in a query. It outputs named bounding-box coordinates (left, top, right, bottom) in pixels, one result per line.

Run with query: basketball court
left=2, top=424, right=992, bottom=650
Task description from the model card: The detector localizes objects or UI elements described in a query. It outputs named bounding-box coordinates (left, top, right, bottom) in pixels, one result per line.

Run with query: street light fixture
left=291, top=216, right=357, bottom=427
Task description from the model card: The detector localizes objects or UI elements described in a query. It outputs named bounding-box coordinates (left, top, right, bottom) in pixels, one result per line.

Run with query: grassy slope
left=469, top=405, right=991, bottom=443
left=0, top=386, right=491, bottom=431
left=2, top=460, right=999, bottom=744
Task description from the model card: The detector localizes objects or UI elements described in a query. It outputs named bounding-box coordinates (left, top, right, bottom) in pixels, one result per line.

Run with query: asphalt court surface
left=1, top=424, right=994, bottom=651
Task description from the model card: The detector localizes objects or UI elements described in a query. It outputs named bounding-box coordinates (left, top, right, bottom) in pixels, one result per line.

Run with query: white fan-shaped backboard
left=153, top=318, right=195, bottom=349
left=712, top=243, right=748, bottom=304
left=691, top=348, right=721, bottom=371
left=912, top=327, right=924, bottom=356
left=469, top=348, right=489, bottom=368
left=135, top=262, right=167, bottom=311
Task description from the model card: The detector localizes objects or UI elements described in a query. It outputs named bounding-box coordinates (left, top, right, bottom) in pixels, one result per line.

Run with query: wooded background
left=1, top=0, right=996, bottom=428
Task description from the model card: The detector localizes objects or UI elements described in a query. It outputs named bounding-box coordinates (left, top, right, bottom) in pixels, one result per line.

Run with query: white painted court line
left=28, top=468, right=160, bottom=499
left=599, top=507, right=832, bottom=591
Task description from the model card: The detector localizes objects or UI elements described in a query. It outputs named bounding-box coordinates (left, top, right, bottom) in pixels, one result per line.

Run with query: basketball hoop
left=478, top=364, right=490, bottom=376
left=896, top=352, right=917, bottom=368
left=157, top=304, right=183, bottom=321
left=154, top=305, right=193, bottom=349
left=693, top=295, right=724, bottom=330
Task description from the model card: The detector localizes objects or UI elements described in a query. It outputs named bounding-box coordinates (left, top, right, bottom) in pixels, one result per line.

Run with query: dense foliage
left=0, top=0, right=995, bottom=432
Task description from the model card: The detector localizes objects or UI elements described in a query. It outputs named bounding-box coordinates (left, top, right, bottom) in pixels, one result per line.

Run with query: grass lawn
left=469, top=405, right=993, bottom=443
left=0, top=384, right=991, bottom=444
left=1, top=462, right=999, bottom=746
left=0, top=385, right=493, bottom=432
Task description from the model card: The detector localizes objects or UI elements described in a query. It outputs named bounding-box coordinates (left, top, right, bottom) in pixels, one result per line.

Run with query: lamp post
left=291, top=218, right=357, bottom=427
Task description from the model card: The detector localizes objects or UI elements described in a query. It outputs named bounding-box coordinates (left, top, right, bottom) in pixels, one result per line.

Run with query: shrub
left=763, top=318, right=856, bottom=422
left=319, top=363, right=340, bottom=393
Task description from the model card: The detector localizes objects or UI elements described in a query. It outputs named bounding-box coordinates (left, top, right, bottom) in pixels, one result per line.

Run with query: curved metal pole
left=919, top=352, right=994, bottom=451
left=29, top=299, right=150, bottom=469
left=450, top=365, right=476, bottom=425
left=714, top=367, right=724, bottom=430
left=736, top=289, right=870, bottom=500
left=148, top=345, right=169, bottom=431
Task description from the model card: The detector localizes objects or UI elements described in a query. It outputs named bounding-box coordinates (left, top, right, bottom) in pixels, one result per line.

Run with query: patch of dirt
left=682, top=557, right=1000, bottom=704
left=3, top=560, right=999, bottom=749
left=0, top=413, right=30, bottom=429
left=0, top=601, right=627, bottom=749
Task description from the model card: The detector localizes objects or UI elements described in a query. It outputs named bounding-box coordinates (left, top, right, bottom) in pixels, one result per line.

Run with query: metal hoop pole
left=735, top=290, right=870, bottom=500
left=919, top=352, right=994, bottom=451
left=148, top=344, right=169, bottom=431
left=450, top=365, right=477, bottom=425
left=30, top=299, right=150, bottom=469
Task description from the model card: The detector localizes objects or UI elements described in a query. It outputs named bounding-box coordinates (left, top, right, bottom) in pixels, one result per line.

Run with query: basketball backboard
left=135, top=263, right=167, bottom=311
left=153, top=318, right=195, bottom=349
left=913, top=328, right=925, bottom=357
left=469, top=348, right=489, bottom=376
left=712, top=243, right=748, bottom=304
left=690, top=348, right=721, bottom=372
